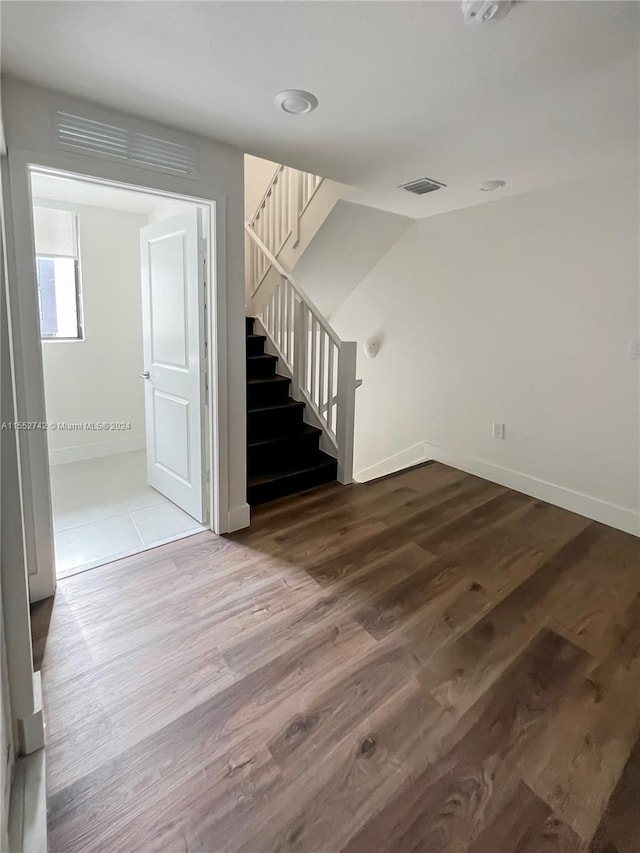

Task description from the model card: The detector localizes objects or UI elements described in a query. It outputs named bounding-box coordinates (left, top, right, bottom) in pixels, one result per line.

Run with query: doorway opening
left=29, top=169, right=212, bottom=578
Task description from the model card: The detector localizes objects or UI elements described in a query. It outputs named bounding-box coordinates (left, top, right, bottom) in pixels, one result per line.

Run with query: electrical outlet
left=492, top=423, right=506, bottom=439
left=628, top=337, right=640, bottom=360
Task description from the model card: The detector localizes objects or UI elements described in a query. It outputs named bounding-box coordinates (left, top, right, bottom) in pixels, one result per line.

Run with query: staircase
left=244, top=161, right=360, bottom=505
left=246, top=316, right=338, bottom=505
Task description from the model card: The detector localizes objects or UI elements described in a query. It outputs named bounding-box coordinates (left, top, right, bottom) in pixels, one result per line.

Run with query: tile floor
left=50, top=450, right=205, bottom=577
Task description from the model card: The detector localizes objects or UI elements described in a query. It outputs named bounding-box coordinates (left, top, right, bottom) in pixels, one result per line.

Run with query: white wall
left=293, top=200, right=411, bottom=318
left=39, top=202, right=147, bottom=464
left=146, top=197, right=201, bottom=225
left=2, top=77, right=246, bottom=599
left=331, top=178, right=640, bottom=534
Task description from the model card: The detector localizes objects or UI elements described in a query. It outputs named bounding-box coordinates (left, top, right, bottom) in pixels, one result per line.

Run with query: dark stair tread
left=248, top=452, right=337, bottom=488
left=247, top=333, right=266, bottom=343
left=247, top=353, right=277, bottom=363
left=247, top=398, right=304, bottom=415
left=248, top=423, right=321, bottom=448
left=247, top=375, right=290, bottom=386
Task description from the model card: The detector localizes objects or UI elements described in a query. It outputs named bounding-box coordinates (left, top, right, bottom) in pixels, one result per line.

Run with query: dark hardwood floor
left=31, top=462, right=640, bottom=852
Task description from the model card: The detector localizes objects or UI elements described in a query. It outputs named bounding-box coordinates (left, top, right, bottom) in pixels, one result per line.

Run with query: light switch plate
left=628, top=337, right=640, bottom=360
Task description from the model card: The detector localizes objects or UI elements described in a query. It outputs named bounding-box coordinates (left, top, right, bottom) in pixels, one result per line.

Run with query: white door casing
left=140, top=209, right=206, bottom=523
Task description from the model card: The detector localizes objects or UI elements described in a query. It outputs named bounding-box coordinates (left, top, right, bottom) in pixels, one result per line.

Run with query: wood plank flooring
left=31, top=462, right=640, bottom=852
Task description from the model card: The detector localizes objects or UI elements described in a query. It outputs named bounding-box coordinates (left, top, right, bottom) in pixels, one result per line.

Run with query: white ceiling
left=3, top=1, right=638, bottom=218
left=30, top=172, right=196, bottom=217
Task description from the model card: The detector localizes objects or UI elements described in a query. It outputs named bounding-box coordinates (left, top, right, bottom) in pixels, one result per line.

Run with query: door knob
left=139, top=371, right=150, bottom=379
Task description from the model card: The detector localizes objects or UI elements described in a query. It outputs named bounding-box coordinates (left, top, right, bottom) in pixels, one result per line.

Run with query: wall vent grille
left=399, top=177, right=446, bottom=195
left=55, top=112, right=198, bottom=177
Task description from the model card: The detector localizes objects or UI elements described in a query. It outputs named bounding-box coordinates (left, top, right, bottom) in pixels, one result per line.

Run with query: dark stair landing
left=246, top=316, right=338, bottom=505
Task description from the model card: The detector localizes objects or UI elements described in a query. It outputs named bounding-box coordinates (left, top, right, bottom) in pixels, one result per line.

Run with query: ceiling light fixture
left=480, top=180, right=506, bottom=192
left=274, top=89, right=318, bottom=115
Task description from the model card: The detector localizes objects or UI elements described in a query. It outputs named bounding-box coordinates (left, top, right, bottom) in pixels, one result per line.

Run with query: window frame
left=33, top=206, right=85, bottom=343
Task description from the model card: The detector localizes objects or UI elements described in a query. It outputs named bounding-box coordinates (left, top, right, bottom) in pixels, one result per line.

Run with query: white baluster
left=279, top=278, right=286, bottom=357
left=273, top=282, right=278, bottom=349
left=283, top=168, right=291, bottom=241
left=319, top=328, right=326, bottom=426
left=263, top=195, right=269, bottom=253
left=310, top=315, right=317, bottom=406
left=327, top=341, right=335, bottom=435
left=276, top=180, right=282, bottom=254
left=269, top=192, right=276, bottom=254
left=272, top=290, right=276, bottom=338
left=279, top=174, right=286, bottom=252
left=289, top=284, right=295, bottom=366
left=294, top=297, right=305, bottom=399
left=291, top=170, right=301, bottom=248
left=285, top=281, right=292, bottom=366
left=258, top=207, right=264, bottom=243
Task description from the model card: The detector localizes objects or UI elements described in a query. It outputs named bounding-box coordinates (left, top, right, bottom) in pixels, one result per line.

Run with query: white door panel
left=152, top=390, right=190, bottom=481
left=140, top=209, right=205, bottom=523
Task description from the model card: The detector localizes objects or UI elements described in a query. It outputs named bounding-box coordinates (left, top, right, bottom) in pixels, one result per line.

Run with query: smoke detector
left=462, top=1, right=514, bottom=24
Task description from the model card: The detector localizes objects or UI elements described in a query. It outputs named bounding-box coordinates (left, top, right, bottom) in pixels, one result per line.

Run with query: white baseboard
left=357, top=440, right=639, bottom=537
left=8, top=748, right=47, bottom=853
left=422, top=441, right=639, bottom=536
left=355, top=442, right=428, bottom=483
left=228, top=502, right=251, bottom=532
left=48, top=436, right=146, bottom=466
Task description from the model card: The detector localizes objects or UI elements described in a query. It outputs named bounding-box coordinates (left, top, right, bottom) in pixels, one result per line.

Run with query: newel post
left=336, top=341, right=357, bottom=484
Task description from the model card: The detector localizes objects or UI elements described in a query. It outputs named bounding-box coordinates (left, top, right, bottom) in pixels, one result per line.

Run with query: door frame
left=3, top=157, right=229, bottom=601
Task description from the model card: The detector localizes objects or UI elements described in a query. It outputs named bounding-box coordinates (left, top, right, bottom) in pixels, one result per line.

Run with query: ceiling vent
left=55, top=112, right=198, bottom=178
left=399, top=177, right=446, bottom=195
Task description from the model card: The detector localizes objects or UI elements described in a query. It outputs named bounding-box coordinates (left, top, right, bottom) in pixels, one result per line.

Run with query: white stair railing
left=245, top=224, right=358, bottom=485
left=247, top=165, right=322, bottom=296
left=299, top=170, right=322, bottom=214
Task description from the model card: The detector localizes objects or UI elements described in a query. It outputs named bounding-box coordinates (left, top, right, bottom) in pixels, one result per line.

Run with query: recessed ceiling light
left=274, top=89, right=318, bottom=115
left=480, top=180, right=506, bottom=192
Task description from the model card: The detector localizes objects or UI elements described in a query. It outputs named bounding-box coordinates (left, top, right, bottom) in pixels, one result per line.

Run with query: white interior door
left=140, top=209, right=206, bottom=523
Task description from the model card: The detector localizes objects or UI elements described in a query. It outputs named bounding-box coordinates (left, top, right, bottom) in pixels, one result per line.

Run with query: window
left=33, top=206, right=83, bottom=340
